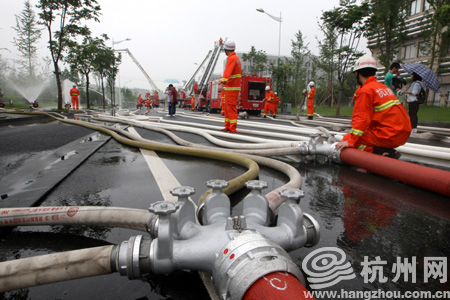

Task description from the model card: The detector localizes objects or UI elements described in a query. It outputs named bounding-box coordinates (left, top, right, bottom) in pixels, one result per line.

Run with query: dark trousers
left=408, top=101, right=419, bottom=129
left=169, top=103, right=176, bottom=116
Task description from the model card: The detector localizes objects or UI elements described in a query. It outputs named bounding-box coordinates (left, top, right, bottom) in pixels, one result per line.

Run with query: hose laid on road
left=0, top=206, right=154, bottom=232
left=340, top=148, right=450, bottom=197
left=10, top=111, right=260, bottom=202
left=102, top=124, right=302, bottom=211
left=0, top=245, right=115, bottom=293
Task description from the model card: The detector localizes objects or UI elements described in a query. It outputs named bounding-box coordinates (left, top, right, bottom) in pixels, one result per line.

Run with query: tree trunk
left=54, top=63, right=63, bottom=110
left=101, top=78, right=105, bottom=110
left=85, top=74, right=90, bottom=109
left=335, top=81, right=344, bottom=116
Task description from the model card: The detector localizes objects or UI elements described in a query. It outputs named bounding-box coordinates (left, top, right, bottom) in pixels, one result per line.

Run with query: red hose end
left=243, top=272, right=314, bottom=300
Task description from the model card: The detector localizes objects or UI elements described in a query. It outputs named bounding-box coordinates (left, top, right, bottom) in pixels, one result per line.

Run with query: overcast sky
left=1, top=0, right=369, bottom=91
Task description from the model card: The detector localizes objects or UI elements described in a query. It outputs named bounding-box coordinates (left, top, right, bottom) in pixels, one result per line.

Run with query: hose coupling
left=117, top=235, right=152, bottom=279
left=213, top=231, right=305, bottom=300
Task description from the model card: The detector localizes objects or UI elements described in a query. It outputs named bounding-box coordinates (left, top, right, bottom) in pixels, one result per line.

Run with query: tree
left=93, top=46, right=117, bottom=109
left=365, top=0, right=409, bottom=71
left=242, top=46, right=268, bottom=75
left=36, top=0, right=101, bottom=110
left=320, top=0, right=369, bottom=116
left=270, top=60, right=293, bottom=105
left=316, top=21, right=338, bottom=107
left=67, top=34, right=107, bottom=109
left=12, top=0, right=42, bottom=77
left=290, top=30, right=310, bottom=119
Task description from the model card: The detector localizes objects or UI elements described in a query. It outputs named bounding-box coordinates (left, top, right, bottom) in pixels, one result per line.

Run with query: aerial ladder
left=114, top=48, right=160, bottom=93
left=183, top=40, right=223, bottom=110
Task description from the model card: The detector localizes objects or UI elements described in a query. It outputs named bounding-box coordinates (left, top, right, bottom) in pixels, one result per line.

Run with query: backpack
left=417, top=83, right=426, bottom=104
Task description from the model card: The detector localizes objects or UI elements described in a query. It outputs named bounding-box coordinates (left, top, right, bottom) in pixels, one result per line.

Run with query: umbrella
left=163, top=78, right=180, bottom=84
left=401, top=62, right=440, bottom=92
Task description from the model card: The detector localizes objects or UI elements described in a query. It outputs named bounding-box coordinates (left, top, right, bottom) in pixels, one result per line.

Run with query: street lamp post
left=256, top=8, right=282, bottom=67
left=112, top=38, right=131, bottom=115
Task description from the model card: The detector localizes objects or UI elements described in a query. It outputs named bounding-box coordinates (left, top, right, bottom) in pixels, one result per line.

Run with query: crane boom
left=114, top=48, right=160, bottom=91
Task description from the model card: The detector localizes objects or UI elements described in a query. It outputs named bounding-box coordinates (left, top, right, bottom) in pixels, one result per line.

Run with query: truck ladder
left=114, top=48, right=160, bottom=92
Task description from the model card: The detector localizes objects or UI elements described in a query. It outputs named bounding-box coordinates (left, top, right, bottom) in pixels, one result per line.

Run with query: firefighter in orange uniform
left=306, top=81, right=315, bottom=120
left=263, top=86, right=277, bottom=118
left=335, top=55, right=411, bottom=155
left=70, top=85, right=80, bottom=110
left=218, top=40, right=241, bottom=134
left=137, top=94, right=143, bottom=109
left=191, top=95, right=195, bottom=111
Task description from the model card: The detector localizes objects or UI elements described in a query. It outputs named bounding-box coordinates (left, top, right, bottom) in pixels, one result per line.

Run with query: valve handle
left=149, top=201, right=179, bottom=215
left=245, top=180, right=268, bottom=190
left=170, top=186, right=195, bottom=197
left=279, top=188, right=305, bottom=202
left=206, top=179, right=229, bottom=189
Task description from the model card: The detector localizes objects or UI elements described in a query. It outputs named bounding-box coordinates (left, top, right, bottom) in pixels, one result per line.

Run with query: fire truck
left=206, top=76, right=272, bottom=115
left=177, top=90, right=186, bottom=107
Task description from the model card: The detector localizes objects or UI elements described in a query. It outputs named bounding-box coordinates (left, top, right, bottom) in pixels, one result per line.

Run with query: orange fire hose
left=243, top=272, right=313, bottom=300
left=340, top=148, right=450, bottom=197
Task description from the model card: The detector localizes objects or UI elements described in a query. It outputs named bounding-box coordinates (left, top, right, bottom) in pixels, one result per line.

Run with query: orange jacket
left=307, top=87, right=315, bottom=101
left=343, top=76, right=411, bottom=147
left=265, top=91, right=275, bottom=103
left=352, top=86, right=361, bottom=101
left=70, top=87, right=80, bottom=97
left=221, top=51, right=242, bottom=91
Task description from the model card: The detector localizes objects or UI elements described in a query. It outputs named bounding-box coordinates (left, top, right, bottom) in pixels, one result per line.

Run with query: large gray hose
left=0, top=245, right=115, bottom=292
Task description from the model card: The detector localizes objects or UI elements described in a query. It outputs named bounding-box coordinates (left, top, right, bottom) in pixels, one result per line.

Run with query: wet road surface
left=0, top=109, right=449, bottom=299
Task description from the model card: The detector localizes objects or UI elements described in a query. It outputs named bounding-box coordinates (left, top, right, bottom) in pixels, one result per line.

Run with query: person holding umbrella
left=403, top=72, right=426, bottom=133
left=401, top=62, right=440, bottom=133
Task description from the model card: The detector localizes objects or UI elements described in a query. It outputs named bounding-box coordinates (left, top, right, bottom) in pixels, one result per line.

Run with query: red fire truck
left=177, top=90, right=186, bottom=107
left=205, top=76, right=272, bottom=115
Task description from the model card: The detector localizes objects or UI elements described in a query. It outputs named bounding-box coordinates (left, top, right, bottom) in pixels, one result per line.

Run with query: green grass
left=289, top=105, right=450, bottom=125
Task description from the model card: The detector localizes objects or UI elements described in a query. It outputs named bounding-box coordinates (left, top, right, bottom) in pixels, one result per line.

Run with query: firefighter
left=218, top=40, right=241, bottom=134
left=335, top=55, right=411, bottom=156
left=306, top=81, right=315, bottom=120
left=70, top=85, right=80, bottom=110
left=137, top=94, right=143, bottom=109
left=190, top=95, right=195, bottom=111
left=263, top=86, right=277, bottom=118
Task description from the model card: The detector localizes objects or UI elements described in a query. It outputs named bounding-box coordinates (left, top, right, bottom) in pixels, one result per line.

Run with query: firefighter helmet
left=265, top=86, right=270, bottom=91
left=353, top=55, right=377, bottom=72
left=309, top=81, right=315, bottom=86
left=223, top=40, right=235, bottom=51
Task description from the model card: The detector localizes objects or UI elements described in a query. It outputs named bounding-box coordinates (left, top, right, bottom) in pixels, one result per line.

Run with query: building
left=367, top=0, right=449, bottom=106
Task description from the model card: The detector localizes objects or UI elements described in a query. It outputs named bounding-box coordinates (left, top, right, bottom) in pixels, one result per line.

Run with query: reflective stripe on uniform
left=224, top=87, right=241, bottom=91
left=358, top=144, right=367, bottom=151
left=350, top=128, right=364, bottom=136
left=374, top=99, right=401, bottom=112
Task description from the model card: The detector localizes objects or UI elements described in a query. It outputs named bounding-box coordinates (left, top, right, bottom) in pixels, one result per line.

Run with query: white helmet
left=223, top=40, right=236, bottom=51
left=265, top=86, right=270, bottom=91
left=353, top=55, right=377, bottom=72
left=308, top=81, right=315, bottom=86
